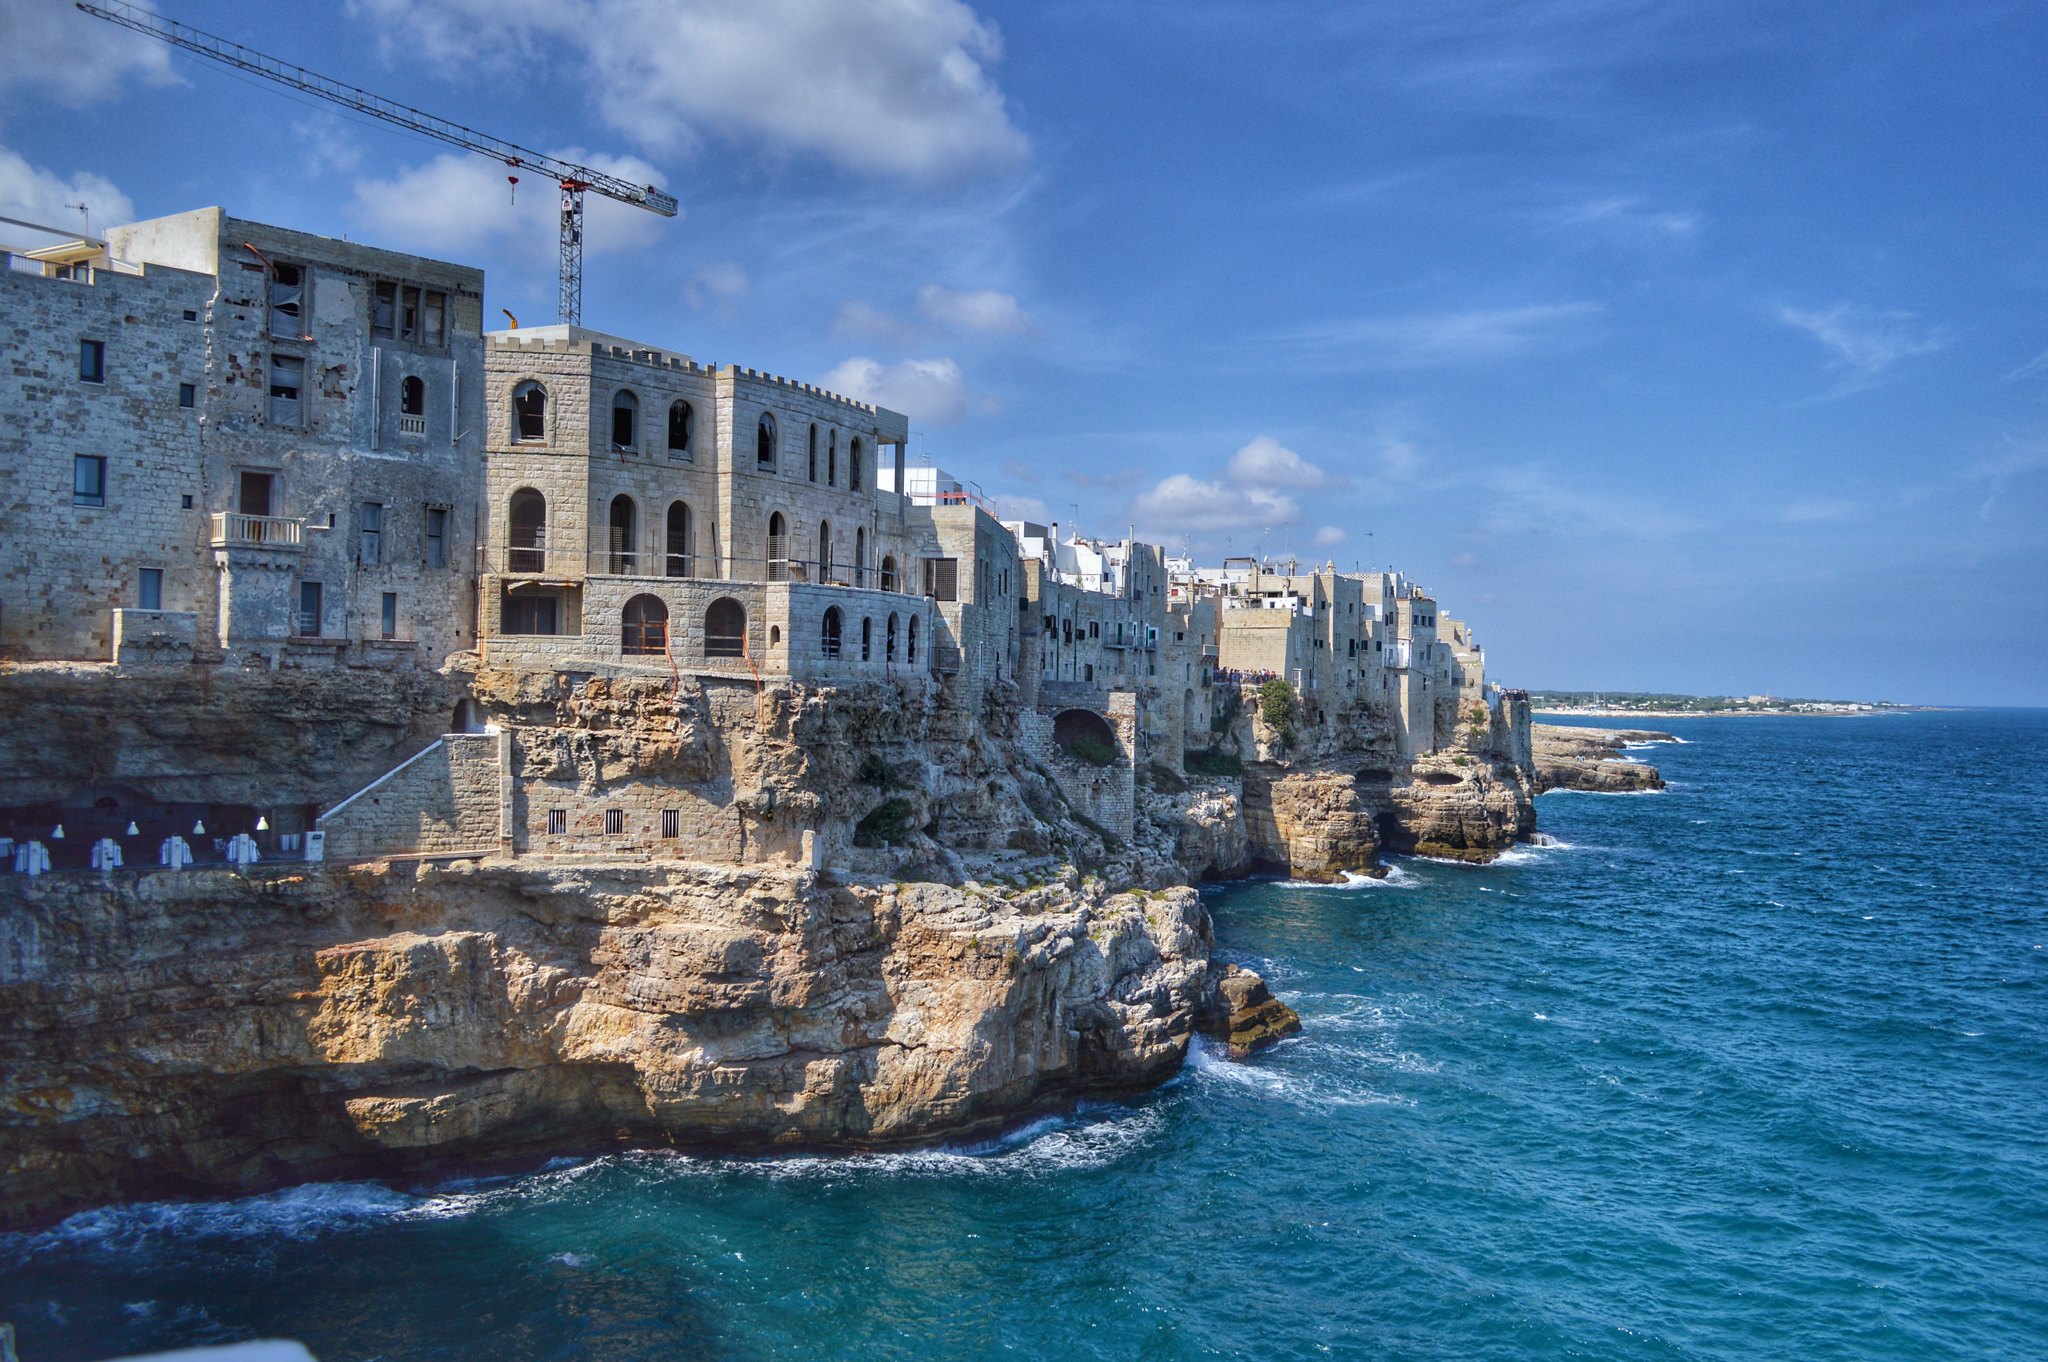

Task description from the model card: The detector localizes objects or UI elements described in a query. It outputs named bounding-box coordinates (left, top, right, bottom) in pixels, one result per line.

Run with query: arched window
left=808, top=424, right=819, bottom=481
left=508, top=488, right=546, bottom=572
left=611, top=390, right=639, bottom=450
left=880, top=555, right=899, bottom=592
left=667, top=400, right=692, bottom=457
left=861, top=616, right=872, bottom=662
left=827, top=430, right=837, bottom=486
left=821, top=606, right=843, bottom=659
left=817, top=521, right=833, bottom=581
left=705, top=597, right=747, bottom=658
left=907, top=614, right=919, bottom=664
left=767, top=511, right=789, bottom=581
left=513, top=381, right=547, bottom=442
left=608, top=494, right=637, bottom=574
left=854, top=528, right=866, bottom=587
left=400, top=375, right=425, bottom=416
left=757, top=411, right=777, bottom=465
left=887, top=613, right=899, bottom=661
left=850, top=438, right=864, bottom=492
left=666, top=501, right=692, bottom=578
left=621, top=594, right=668, bottom=655
left=769, top=624, right=781, bottom=646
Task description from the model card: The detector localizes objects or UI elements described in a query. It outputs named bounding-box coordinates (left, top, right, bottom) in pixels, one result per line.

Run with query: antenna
left=77, top=1, right=677, bottom=324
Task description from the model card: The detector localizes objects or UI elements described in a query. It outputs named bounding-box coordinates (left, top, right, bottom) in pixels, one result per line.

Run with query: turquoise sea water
left=5, top=711, right=2046, bottom=1361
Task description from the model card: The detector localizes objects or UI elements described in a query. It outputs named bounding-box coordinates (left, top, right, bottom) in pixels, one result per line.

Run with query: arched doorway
left=887, top=613, right=899, bottom=661
left=705, top=597, right=747, bottom=657
left=608, top=495, right=637, bottom=574
left=880, top=555, right=898, bottom=592
left=817, top=521, right=833, bottom=581
left=821, top=606, right=844, bottom=659
left=767, top=512, right=788, bottom=581
left=861, top=616, right=872, bottom=661
left=854, top=527, right=866, bottom=587
left=621, top=594, right=668, bottom=655
left=666, top=501, right=692, bottom=578
left=907, top=615, right=919, bottom=664
left=508, top=488, right=546, bottom=572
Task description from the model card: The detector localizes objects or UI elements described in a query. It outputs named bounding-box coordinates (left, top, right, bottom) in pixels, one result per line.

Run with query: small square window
left=79, top=340, right=105, bottom=383
left=73, top=455, right=106, bottom=507
left=182, top=309, right=198, bottom=322
left=546, top=809, right=566, bottom=835
left=180, top=493, right=194, bottom=510
left=661, top=809, right=680, bottom=839
left=604, top=808, right=624, bottom=836
left=178, top=383, right=196, bottom=408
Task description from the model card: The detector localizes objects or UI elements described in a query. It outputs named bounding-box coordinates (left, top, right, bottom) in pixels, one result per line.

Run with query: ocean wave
left=6, top=1180, right=417, bottom=1262
left=1277, top=865, right=1421, bottom=890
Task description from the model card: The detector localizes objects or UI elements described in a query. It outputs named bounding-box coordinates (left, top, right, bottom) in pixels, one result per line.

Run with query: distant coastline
left=1534, top=703, right=1941, bottom=719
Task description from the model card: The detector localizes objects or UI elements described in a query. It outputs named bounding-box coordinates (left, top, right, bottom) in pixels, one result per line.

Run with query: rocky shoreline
left=0, top=668, right=1645, bottom=1230
left=1532, top=724, right=1676, bottom=793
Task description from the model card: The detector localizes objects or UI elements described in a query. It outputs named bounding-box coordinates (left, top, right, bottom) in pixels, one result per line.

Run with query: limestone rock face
left=0, top=861, right=1220, bottom=1228
left=1377, top=754, right=1538, bottom=862
left=1148, top=781, right=1253, bottom=882
left=1241, top=770, right=1382, bottom=880
left=1196, top=963, right=1302, bottom=1057
left=1531, top=725, right=1670, bottom=793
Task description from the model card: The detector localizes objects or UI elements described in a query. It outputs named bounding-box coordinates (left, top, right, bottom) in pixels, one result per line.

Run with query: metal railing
left=398, top=414, right=428, bottom=436
left=210, top=512, right=303, bottom=548
left=479, top=547, right=905, bottom=591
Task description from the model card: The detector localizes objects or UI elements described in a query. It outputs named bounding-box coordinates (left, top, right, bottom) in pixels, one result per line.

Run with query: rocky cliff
left=0, top=857, right=1242, bottom=1228
left=1532, top=724, right=1673, bottom=793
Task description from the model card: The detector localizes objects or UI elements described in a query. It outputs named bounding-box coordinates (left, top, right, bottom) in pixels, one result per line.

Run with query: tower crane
left=77, top=1, right=677, bottom=325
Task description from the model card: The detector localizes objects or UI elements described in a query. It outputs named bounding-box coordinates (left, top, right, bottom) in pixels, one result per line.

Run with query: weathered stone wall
left=1020, top=692, right=1138, bottom=839
left=318, top=732, right=506, bottom=861
left=0, top=258, right=216, bottom=660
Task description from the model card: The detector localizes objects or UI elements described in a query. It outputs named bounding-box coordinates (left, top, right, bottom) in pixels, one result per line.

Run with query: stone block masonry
left=318, top=732, right=506, bottom=861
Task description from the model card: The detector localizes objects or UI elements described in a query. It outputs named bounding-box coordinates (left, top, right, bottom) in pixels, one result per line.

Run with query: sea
left=4, top=710, right=2045, bottom=1361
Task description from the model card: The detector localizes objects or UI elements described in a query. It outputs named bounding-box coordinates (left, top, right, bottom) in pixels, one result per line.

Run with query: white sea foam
left=10, top=1179, right=417, bottom=1261
left=1278, top=866, right=1419, bottom=890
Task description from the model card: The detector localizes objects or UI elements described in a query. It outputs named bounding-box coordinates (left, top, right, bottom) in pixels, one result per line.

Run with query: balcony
left=398, top=415, right=428, bottom=437
left=210, top=513, right=303, bottom=549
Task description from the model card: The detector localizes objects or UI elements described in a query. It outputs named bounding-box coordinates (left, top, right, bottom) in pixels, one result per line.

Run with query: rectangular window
left=380, top=592, right=398, bottom=640
left=502, top=595, right=560, bottom=636
left=604, top=808, right=624, bottom=836
left=79, top=339, right=105, bottom=383
left=72, top=455, right=106, bottom=507
left=424, top=507, right=448, bottom=568
left=268, top=355, right=304, bottom=425
left=547, top=808, right=566, bottom=835
left=178, top=382, right=196, bottom=408
left=358, top=502, right=383, bottom=564
left=180, top=493, right=194, bottom=509
left=421, top=290, right=446, bottom=346
left=268, top=263, right=306, bottom=337
left=374, top=281, right=397, bottom=339
left=238, top=470, right=274, bottom=517
left=662, top=808, right=680, bottom=839
left=138, top=567, right=163, bottom=610
left=298, top=580, right=323, bottom=637
left=401, top=285, right=420, bottom=341
left=923, top=557, right=958, bottom=602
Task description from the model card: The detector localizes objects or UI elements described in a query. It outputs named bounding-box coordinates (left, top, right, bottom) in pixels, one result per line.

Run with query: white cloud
left=1272, top=302, right=1600, bottom=370
left=0, top=1, right=175, bottom=105
left=1131, top=474, right=1300, bottom=533
left=2003, top=346, right=2048, bottom=384
left=1778, top=499, right=1862, bottom=524
left=1312, top=526, right=1348, bottom=547
left=685, top=262, right=750, bottom=308
left=1777, top=304, right=1949, bottom=377
left=1225, top=436, right=1343, bottom=490
left=823, top=356, right=978, bottom=422
left=1550, top=195, right=1700, bottom=242
left=0, top=147, right=135, bottom=239
left=349, top=0, right=1029, bottom=181
left=917, top=283, right=1034, bottom=335
left=348, top=149, right=668, bottom=261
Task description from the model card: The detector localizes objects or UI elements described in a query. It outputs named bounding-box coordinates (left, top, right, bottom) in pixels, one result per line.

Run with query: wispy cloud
left=1778, top=499, right=1863, bottom=524
left=1776, top=303, right=1949, bottom=382
left=917, top=283, right=1035, bottom=336
left=1268, top=302, right=1601, bottom=371
left=685, top=262, right=750, bottom=309
left=0, top=1, right=175, bottom=105
left=822, top=356, right=992, bottom=423
left=2004, top=346, right=2048, bottom=384
left=1547, top=195, right=1701, bottom=243
left=1476, top=465, right=1706, bottom=540
left=1131, top=474, right=1300, bottom=533
left=1225, top=436, right=1345, bottom=491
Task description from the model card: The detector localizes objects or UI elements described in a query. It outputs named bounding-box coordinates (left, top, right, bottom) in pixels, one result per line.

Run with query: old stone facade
left=0, top=207, right=485, bottom=666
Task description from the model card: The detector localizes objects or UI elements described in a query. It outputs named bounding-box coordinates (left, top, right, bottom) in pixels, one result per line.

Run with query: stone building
left=0, top=208, right=486, bottom=666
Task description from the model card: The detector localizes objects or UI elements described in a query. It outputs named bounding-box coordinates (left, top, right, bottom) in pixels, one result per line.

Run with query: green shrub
left=1257, top=679, right=1298, bottom=746
left=858, top=753, right=891, bottom=786
left=1062, top=734, right=1121, bottom=767
left=1184, top=748, right=1244, bottom=778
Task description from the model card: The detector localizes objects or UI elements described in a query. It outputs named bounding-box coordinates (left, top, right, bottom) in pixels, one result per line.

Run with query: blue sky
left=4, top=0, right=2045, bottom=705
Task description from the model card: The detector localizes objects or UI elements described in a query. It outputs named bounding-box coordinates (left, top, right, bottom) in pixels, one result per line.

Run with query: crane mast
left=76, top=1, right=677, bottom=324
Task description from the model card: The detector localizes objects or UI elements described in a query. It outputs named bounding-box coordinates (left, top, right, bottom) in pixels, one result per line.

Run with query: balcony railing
left=210, top=513, right=303, bottom=549
left=398, top=415, right=428, bottom=436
